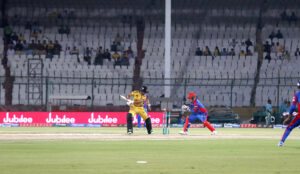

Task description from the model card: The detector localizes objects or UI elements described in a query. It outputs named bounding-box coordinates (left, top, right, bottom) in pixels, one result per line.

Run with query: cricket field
left=0, top=127, right=300, bottom=174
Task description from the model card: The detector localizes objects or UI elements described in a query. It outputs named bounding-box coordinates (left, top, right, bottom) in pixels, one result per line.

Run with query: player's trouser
left=266, top=112, right=271, bottom=125
left=129, top=106, right=148, bottom=121
left=183, top=113, right=215, bottom=132
left=281, top=115, right=300, bottom=142
left=129, top=106, right=152, bottom=134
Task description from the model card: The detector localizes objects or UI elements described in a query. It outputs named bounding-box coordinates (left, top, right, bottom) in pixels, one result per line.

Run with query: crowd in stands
left=263, top=30, right=298, bottom=61
left=195, top=39, right=253, bottom=57
left=5, top=23, right=134, bottom=67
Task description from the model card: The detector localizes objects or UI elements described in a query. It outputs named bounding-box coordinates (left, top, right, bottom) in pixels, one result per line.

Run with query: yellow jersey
left=130, top=90, right=146, bottom=107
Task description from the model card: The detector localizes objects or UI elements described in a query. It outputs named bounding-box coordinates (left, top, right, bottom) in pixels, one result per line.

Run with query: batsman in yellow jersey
left=126, top=86, right=153, bottom=134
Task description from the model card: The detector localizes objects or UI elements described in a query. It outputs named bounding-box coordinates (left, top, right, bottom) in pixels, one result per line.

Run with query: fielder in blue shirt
left=278, top=81, right=300, bottom=146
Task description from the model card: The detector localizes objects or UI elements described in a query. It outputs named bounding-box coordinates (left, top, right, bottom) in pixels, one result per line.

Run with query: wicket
left=163, top=111, right=171, bottom=135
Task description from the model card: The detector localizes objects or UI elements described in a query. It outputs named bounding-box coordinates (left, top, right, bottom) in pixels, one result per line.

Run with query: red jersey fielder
left=179, top=92, right=217, bottom=135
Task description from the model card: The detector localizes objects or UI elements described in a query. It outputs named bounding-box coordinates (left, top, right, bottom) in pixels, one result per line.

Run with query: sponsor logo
left=3, top=112, right=33, bottom=123
left=132, top=116, right=161, bottom=124
left=86, top=124, right=102, bottom=127
left=69, top=124, right=86, bottom=127
left=46, top=113, right=75, bottom=124
left=273, top=125, right=283, bottom=129
left=88, top=113, right=118, bottom=124
left=212, top=124, right=223, bottom=128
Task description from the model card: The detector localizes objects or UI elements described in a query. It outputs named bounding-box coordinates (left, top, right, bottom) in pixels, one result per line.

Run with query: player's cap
left=297, top=81, right=300, bottom=87
left=140, top=86, right=148, bottom=93
left=187, top=92, right=196, bottom=99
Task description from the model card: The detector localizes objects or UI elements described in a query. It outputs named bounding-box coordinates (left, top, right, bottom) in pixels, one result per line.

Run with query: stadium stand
left=1, top=0, right=299, bottom=110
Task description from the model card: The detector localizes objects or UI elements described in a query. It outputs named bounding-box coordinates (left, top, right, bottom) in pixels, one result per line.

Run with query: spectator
left=28, top=40, right=37, bottom=55
left=84, top=47, right=92, bottom=65
left=36, top=40, right=45, bottom=55
left=214, top=47, right=220, bottom=56
left=111, top=41, right=117, bottom=52
left=239, top=50, right=246, bottom=56
left=228, top=48, right=235, bottom=56
left=195, top=47, right=203, bottom=56
left=126, top=46, right=134, bottom=59
left=282, top=50, right=290, bottom=60
left=114, top=33, right=123, bottom=43
left=276, top=30, right=283, bottom=39
left=58, top=25, right=64, bottom=34
left=103, top=49, right=111, bottom=61
left=112, top=51, right=120, bottom=62
left=7, top=46, right=15, bottom=56
left=220, top=48, right=228, bottom=56
left=11, top=32, right=18, bottom=41
left=37, top=31, right=44, bottom=41
left=23, top=40, right=29, bottom=51
left=97, top=47, right=103, bottom=54
left=203, top=46, right=211, bottom=56
left=25, top=21, right=32, bottom=30
left=265, top=52, right=271, bottom=62
left=246, top=49, right=253, bottom=56
left=120, top=51, right=129, bottom=66
left=53, top=40, right=61, bottom=55
left=47, top=40, right=54, bottom=54
left=14, top=40, right=23, bottom=54
left=71, top=46, right=79, bottom=55
left=295, top=48, right=300, bottom=56
left=275, top=42, right=284, bottom=53
left=245, top=38, right=253, bottom=47
left=30, top=30, right=38, bottom=40
left=264, top=41, right=271, bottom=53
left=42, top=40, right=48, bottom=51
left=94, top=49, right=103, bottom=65
left=18, top=33, right=24, bottom=41
left=290, top=12, right=297, bottom=23
left=65, top=26, right=70, bottom=35
left=116, top=42, right=124, bottom=51
left=269, top=31, right=276, bottom=40
left=65, top=47, right=71, bottom=56
left=280, top=10, right=288, bottom=21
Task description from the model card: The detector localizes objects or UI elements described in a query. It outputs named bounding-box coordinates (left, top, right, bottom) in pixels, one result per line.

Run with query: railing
left=1, top=76, right=299, bottom=111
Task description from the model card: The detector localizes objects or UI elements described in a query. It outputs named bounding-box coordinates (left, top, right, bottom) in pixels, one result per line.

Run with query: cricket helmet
left=140, top=86, right=148, bottom=93
left=187, top=92, right=196, bottom=99
left=297, top=81, right=300, bottom=87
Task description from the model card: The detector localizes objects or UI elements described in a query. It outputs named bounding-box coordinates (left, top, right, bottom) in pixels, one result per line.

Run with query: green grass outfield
left=0, top=127, right=300, bottom=174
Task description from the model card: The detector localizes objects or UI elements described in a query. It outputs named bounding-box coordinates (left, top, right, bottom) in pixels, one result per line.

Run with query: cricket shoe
left=147, top=131, right=155, bottom=135
left=179, top=131, right=188, bottom=135
left=211, top=131, right=217, bottom=135
left=127, top=132, right=133, bottom=135
left=278, top=141, right=284, bottom=147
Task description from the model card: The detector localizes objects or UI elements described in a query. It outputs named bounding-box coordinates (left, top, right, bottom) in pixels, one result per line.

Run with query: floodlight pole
left=164, top=0, right=171, bottom=98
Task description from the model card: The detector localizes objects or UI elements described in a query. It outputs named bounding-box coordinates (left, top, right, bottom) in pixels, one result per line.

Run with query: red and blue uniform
left=183, top=98, right=215, bottom=132
left=281, top=91, right=300, bottom=143
left=189, top=99, right=208, bottom=122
